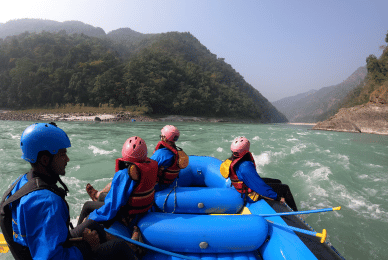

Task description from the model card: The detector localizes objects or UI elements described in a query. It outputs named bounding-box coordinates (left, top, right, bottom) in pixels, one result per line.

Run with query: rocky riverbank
left=0, top=111, right=156, bottom=122
left=312, top=103, right=388, bottom=135
left=0, top=111, right=259, bottom=123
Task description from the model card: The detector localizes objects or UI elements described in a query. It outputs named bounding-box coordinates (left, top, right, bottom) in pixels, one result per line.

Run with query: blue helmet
left=20, top=123, right=71, bottom=163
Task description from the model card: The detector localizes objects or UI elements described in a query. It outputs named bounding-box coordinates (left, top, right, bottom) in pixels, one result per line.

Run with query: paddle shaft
left=259, top=206, right=341, bottom=217
left=266, top=220, right=327, bottom=243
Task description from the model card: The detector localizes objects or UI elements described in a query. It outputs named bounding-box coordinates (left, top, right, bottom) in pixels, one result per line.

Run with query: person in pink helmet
left=77, top=137, right=158, bottom=255
left=150, top=125, right=188, bottom=191
left=86, top=125, right=188, bottom=199
left=220, top=136, right=298, bottom=211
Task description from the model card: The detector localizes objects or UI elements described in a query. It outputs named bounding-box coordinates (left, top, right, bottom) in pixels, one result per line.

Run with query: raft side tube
left=248, top=200, right=318, bottom=260
left=143, top=251, right=261, bottom=260
left=138, top=212, right=268, bottom=253
left=154, top=187, right=244, bottom=214
left=178, top=156, right=230, bottom=188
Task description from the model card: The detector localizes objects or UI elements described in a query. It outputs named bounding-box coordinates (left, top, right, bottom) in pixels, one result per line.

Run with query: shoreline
left=287, top=123, right=316, bottom=126
left=0, top=111, right=262, bottom=123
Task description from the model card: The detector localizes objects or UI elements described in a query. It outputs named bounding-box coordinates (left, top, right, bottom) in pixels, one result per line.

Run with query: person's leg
left=97, top=192, right=108, bottom=202
left=70, top=219, right=107, bottom=243
left=93, top=239, right=138, bottom=260
left=266, top=183, right=298, bottom=211
left=77, top=201, right=105, bottom=225
left=262, top=178, right=282, bottom=184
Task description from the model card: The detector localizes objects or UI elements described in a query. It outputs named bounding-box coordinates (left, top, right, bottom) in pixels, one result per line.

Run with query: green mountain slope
left=0, top=19, right=287, bottom=122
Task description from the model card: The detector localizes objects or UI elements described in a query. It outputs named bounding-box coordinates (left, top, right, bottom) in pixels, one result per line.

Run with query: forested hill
left=340, top=37, right=388, bottom=108
left=0, top=19, right=287, bottom=122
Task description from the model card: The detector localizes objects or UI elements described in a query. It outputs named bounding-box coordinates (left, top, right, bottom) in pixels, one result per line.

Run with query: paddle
left=105, top=228, right=200, bottom=260
left=212, top=206, right=341, bottom=217
left=0, top=234, right=9, bottom=253
left=0, top=235, right=92, bottom=254
left=266, top=220, right=327, bottom=243
left=258, top=206, right=341, bottom=217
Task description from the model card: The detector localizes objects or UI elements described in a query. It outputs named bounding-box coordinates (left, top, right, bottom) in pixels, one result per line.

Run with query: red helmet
left=231, top=136, right=250, bottom=156
left=161, top=125, right=180, bottom=142
left=121, top=136, right=147, bottom=162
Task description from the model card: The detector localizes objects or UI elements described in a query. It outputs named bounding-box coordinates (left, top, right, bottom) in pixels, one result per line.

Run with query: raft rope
left=105, top=228, right=200, bottom=260
left=163, top=179, right=178, bottom=214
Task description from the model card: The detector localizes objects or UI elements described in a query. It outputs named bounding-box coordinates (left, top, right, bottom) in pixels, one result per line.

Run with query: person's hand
left=82, top=228, right=100, bottom=251
left=280, top=197, right=286, bottom=204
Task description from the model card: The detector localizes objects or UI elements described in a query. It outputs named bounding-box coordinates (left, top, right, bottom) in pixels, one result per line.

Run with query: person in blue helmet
left=0, top=122, right=137, bottom=260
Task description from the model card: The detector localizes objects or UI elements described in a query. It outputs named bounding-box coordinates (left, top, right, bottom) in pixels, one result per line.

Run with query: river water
left=1, top=120, right=387, bottom=260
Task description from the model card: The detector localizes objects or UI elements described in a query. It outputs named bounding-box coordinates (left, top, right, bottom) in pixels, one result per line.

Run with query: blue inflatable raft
left=106, top=156, right=345, bottom=260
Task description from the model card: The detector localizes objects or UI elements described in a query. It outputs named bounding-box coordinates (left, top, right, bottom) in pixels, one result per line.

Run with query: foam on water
left=290, top=143, right=307, bottom=154
left=253, top=152, right=271, bottom=166
left=7, top=133, right=20, bottom=139
left=1, top=121, right=388, bottom=260
left=88, top=144, right=117, bottom=155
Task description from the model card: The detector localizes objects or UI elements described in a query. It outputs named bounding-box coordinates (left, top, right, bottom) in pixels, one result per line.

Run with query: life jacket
left=115, top=157, right=158, bottom=216
left=154, top=141, right=188, bottom=185
left=220, top=151, right=261, bottom=201
left=0, top=170, right=70, bottom=260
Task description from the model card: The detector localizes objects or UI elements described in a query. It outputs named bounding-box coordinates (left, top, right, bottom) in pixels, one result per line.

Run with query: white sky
left=1, top=0, right=387, bottom=102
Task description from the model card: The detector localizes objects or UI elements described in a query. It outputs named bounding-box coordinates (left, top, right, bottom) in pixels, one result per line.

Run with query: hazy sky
left=1, top=0, right=387, bottom=102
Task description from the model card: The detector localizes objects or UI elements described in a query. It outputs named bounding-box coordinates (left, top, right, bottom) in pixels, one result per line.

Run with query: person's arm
left=20, top=190, right=89, bottom=260
left=150, top=148, right=175, bottom=168
left=88, top=169, right=136, bottom=222
left=235, top=161, right=279, bottom=200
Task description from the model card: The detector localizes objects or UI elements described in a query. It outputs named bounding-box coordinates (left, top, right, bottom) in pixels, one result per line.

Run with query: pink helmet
left=231, top=136, right=250, bottom=155
left=161, top=125, right=180, bottom=142
left=121, top=136, right=147, bottom=162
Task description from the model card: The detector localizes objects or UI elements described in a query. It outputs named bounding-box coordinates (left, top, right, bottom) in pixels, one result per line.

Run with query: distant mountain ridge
left=272, top=89, right=317, bottom=111
left=0, top=19, right=106, bottom=38
left=273, top=66, right=367, bottom=122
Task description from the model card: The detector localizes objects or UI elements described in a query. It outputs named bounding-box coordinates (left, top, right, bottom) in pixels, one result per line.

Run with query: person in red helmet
left=85, top=125, right=188, bottom=200
left=221, top=136, right=298, bottom=211
left=151, top=125, right=188, bottom=191
left=76, top=137, right=158, bottom=256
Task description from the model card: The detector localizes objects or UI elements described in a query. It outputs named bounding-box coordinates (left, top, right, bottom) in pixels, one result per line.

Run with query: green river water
left=0, top=120, right=387, bottom=260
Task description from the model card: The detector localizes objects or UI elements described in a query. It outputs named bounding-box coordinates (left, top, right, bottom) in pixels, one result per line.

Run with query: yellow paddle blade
left=240, top=207, right=252, bottom=215
left=210, top=207, right=252, bottom=216
left=316, top=229, right=327, bottom=243
left=0, top=234, right=9, bottom=253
